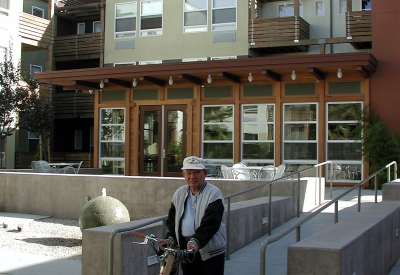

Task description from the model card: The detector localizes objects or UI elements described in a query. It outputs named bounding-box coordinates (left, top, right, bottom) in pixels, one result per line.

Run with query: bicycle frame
left=132, top=232, right=194, bottom=275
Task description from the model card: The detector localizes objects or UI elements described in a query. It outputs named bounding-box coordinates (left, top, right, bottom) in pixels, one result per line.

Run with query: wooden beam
left=105, top=78, right=131, bottom=88
left=357, top=65, right=370, bottom=78
left=262, top=69, right=281, bottom=82
left=308, top=67, right=325, bottom=80
left=178, top=74, right=202, bottom=85
left=75, top=80, right=99, bottom=89
left=140, top=76, right=165, bottom=86
left=218, top=72, right=240, bottom=84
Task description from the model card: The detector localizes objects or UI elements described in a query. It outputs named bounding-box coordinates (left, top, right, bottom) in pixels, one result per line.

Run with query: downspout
left=330, top=0, right=333, bottom=53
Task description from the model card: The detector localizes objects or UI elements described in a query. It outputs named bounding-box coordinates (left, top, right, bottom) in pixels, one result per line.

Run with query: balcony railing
left=53, top=32, right=104, bottom=62
left=346, top=10, right=372, bottom=49
left=19, top=12, right=52, bottom=50
left=248, top=16, right=310, bottom=54
left=53, top=92, right=94, bottom=119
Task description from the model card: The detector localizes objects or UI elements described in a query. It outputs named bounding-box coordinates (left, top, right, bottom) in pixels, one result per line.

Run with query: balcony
left=53, top=92, right=94, bottom=119
left=346, top=11, right=372, bottom=49
left=19, top=12, right=52, bottom=51
left=248, top=16, right=310, bottom=55
left=53, top=32, right=104, bottom=62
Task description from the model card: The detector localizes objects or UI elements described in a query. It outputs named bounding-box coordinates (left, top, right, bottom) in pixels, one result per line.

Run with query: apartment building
left=32, top=0, right=399, bottom=185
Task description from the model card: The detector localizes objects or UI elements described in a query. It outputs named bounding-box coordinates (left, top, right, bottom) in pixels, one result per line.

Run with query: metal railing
left=259, top=161, right=397, bottom=275
left=107, top=160, right=334, bottom=274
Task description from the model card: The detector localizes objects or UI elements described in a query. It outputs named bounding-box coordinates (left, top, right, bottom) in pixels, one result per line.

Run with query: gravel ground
left=0, top=218, right=82, bottom=261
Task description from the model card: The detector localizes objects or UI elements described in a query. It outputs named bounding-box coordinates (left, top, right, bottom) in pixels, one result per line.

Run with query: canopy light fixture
left=99, top=80, right=104, bottom=89
left=207, top=75, right=212, bottom=84
left=248, top=73, right=253, bottom=82
left=132, top=78, right=137, bottom=87
left=291, top=71, right=296, bottom=81
left=169, top=76, right=173, bottom=85
left=337, top=68, right=343, bottom=79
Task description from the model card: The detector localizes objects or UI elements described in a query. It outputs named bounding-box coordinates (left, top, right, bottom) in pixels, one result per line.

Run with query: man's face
left=182, top=169, right=208, bottom=191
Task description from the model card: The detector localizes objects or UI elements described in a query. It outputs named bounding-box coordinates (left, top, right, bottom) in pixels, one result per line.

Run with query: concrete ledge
left=383, top=180, right=400, bottom=201
left=82, top=196, right=294, bottom=275
left=287, top=201, right=400, bottom=275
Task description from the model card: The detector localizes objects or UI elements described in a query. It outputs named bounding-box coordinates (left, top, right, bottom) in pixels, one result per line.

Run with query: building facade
left=32, top=0, right=400, bottom=185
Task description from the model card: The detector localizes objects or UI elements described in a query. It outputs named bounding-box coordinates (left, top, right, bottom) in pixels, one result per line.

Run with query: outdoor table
left=47, top=162, right=81, bottom=174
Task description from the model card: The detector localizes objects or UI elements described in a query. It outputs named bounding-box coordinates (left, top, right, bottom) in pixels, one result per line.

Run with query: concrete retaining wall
left=82, top=196, right=294, bottom=275
left=287, top=182, right=400, bottom=275
left=0, top=172, right=324, bottom=220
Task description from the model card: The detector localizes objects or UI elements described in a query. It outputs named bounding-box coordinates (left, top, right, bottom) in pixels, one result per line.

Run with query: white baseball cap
left=181, top=156, right=206, bottom=170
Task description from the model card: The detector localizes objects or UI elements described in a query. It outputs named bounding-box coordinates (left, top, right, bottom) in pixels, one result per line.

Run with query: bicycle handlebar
left=132, top=231, right=195, bottom=254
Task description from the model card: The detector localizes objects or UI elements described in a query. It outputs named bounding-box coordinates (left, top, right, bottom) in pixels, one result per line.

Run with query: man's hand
left=187, top=241, right=198, bottom=253
left=158, top=239, right=172, bottom=247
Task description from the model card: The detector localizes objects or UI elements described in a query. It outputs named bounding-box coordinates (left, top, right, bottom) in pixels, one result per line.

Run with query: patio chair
left=221, top=165, right=235, bottom=179
left=33, top=160, right=55, bottom=173
left=232, top=163, right=251, bottom=180
left=258, top=165, right=276, bottom=181
left=274, top=164, right=286, bottom=180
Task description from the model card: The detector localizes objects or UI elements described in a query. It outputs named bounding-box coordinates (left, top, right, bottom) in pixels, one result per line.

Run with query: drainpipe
left=330, top=0, right=333, bottom=53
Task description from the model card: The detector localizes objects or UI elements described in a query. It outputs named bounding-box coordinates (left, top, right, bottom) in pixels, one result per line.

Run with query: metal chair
left=274, top=164, right=286, bottom=180
left=258, top=165, right=276, bottom=181
left=34, top=160, right=55, bottom=173
left=221, top=165, right=235, bottom=179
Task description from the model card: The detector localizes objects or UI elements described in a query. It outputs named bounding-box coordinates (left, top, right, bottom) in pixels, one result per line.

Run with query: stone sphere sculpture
left=79, top=191, right=130, bottom=231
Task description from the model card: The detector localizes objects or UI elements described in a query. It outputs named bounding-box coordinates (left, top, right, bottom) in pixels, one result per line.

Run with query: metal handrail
left=225, top=161, right=332, bottom=259
left=107, top=160, right=335, bottom=274
left=259, top=161, right=397, bottom=275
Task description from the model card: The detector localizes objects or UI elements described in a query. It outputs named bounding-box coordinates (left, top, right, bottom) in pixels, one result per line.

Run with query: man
left=161, top=156, right=226, bottom=275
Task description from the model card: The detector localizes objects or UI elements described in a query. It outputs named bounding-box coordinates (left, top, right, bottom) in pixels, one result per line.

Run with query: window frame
left=99, top=108, right=126, bottom=175
left=74, top=130, right=83, bottom=150
left=115, top=1, right=137, bottom=39
left=315, top=1, right=324, bottom=16
left=0, top=0, right=9, bottom=16
left=77, top=22, right=85, bottom=34
left=326, top=102, right=363, bottom=182
left=211, top=0, right=237, bottom=31
left=30, top=64, right=42, bottom=76
left=32, top=6, right=44, bottom=18
left=241, top=104, right=275, bottom=165
left=202, top=104, right=234, bottom=163
left=282, top=103, right=318, bottom=166
left=183, top=0, right=208, bottom=33
left=93, top=21, right=101, bottom=33
left=339, top=0, right=347, bottom=15
left=140, top=0, right=163, bottom=37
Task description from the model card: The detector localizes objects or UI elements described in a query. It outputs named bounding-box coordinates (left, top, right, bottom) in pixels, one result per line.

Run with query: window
left=202, top=105, right=234, bottom=162
left=362, top=0, right=371, bottom=11
left=0, top=0, right=9, bottom=16
left=75, top=130, right=82, bottom=150
left=315, top=1, right=324, bottom=16
left=278, top=3, right=303, bottom=17
left=241, top=104, right=275, bottom=166
left=283, top=103, right=318, bottom=166
left=326, top=102, right=362, bottom=181
left=99, top=108, right=125, bottom=175
left=212, top=0, right=236, bottom=31
left=28, top=131, right=39, bottom=152
left=339, top=0, right=347, bottom=15
left=32, top=6, right=44, bottom=18
left=140, top=0, right=163, bottom=36
left=184, top=0, right=207, bottom=33
left=77, top=23, right=85, bottom=34
left=115, top=2, right=137, bottom=38
left=30, top=64, right=42, bottom=76
left=93, top=21, right=101, bottom=33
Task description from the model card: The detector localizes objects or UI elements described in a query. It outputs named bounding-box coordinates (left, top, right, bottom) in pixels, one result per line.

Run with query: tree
left=18, top=73, right=53, bottom=161
left=0, top=43, right=29, bottom=168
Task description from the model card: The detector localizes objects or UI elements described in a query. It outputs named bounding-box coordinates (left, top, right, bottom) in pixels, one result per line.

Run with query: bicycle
left=132, top=231, right=195, bottom=275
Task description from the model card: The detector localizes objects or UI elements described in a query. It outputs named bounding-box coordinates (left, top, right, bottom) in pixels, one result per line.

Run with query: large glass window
left=241, top=104, right=275, bottom=166
left=327, top=102, right=362, bottom=181
left=115, top=2, right=137, bottom=39
left=283, top=103, right=318, bottom=166
left=140, top=0, right=163, bottom=36
left=362, top=0, right=371, bottom=11
left=202, top=105, right=234, bottom=162
left=212, top=0, right=236, bottom=31
left=184, top=0, right=207, bottom=33
left=100, top=108, right=125, bottom=175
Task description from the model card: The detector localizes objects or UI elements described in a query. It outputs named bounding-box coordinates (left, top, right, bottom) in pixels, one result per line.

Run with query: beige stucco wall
left=104, top=0, right=249, bottom=65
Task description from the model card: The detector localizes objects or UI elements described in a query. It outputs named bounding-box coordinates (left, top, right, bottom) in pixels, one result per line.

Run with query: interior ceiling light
left=99, top=80, right=104, bottom=89
left=291, top=71, right=296, bottom=81
left=207, top=75, right=212, bottom=84
left=248, top=73, right=253, bottom=82
left=169, top=76, right=173, bottom=85
left=337, top=68, right=343, bottom=79
left=132, top=78, right=137, bottom=87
